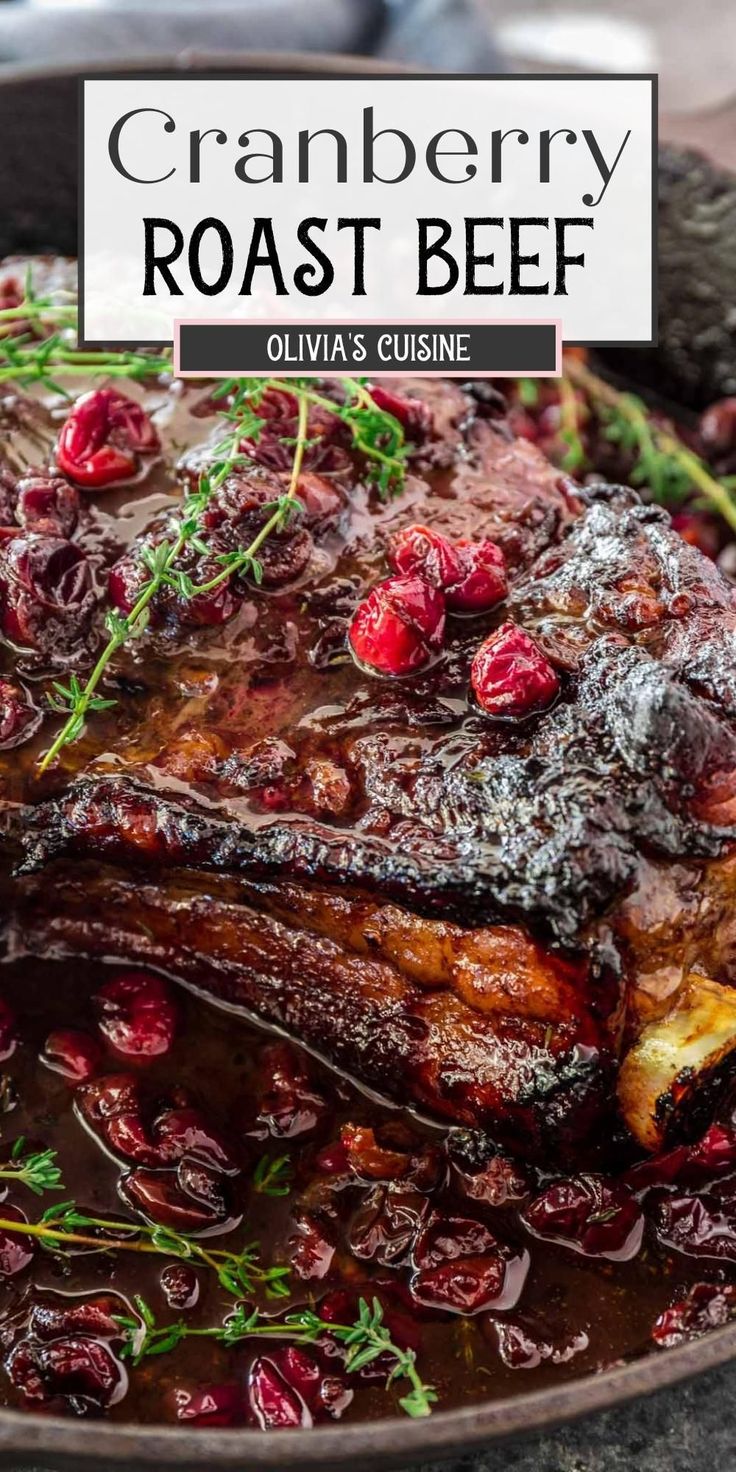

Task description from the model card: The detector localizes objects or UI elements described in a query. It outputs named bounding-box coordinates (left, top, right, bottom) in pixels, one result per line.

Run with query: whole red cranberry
left=446, top=540, right=508, bottom=613
left=248, top=1355, right=311, bottom=1429
left=174, top=1383, right=242, bottom=1426
left=56, top=388, right=160, bottom=490
left=0, top=679, right=40, bottom=750
left=0, top=1204, right=34, bottom=1277
left=94, top=971, right=178, bottom=1059
left=388, top=524, right=462, bottom=589
left=0, top=535, right=93, bottom=650
left=349, top=574, right=445, bottom=676
left=471, top=622, right=559, bottom=718
left=15, top=473, right=80, bottom=538
left=523, top=1174, right=643, bottom=1261
left=0, top=998, right=16, bottom=1061
left=42, top=1029, right=102, bottom=1083
left=699, top=397, right=736, bottom=456
left=653, top=1283, right=736, bottom=1347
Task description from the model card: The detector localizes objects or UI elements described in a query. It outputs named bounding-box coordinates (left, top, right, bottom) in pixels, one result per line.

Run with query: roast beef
left=1, top=276, right=736, bottom=1160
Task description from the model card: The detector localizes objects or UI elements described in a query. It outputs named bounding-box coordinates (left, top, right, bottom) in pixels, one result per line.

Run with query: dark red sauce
left=0, top=954, right=733, bottom=1426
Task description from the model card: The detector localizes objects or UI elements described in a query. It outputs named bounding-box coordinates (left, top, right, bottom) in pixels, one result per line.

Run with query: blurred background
left=0, top=0, right=728, bottom=116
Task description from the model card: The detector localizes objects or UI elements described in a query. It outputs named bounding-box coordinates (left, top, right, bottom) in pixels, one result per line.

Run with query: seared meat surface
left=2, top=261, right=736, bottom=1159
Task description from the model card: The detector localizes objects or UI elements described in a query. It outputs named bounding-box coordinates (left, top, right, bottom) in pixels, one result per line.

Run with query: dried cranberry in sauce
left=15, top=473, right=80, bottom=538
left=523, top=1175, right=644, bottom=1262
left=653, top=1283, right=736, bottom=1347
left=410, top=1211, right=529, bottom=1314
left=160, top=1262, right=200, bottom=1310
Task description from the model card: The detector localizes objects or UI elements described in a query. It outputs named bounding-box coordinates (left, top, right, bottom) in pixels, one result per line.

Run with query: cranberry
left=670, top=511, right=720, bottom=562
left=28, top=1294, right=122, bottom=1342
left=15, top=473, right=80, bottom=538
left=246, top=1044, right=330, bottom=1141
left=625, top=1123, right=736, bottom=1196
left=161, top=1262, right=200, bottom=1310
left=56, top=388, right=159, bottom=490
left=0, top=679, right=39, bottom=749
left=109, top=540, right=239, bottom=629
left=37, top=1336, right=124, bottom=1409
left=388, top=524, right=462, bottom=589
left=486, top=1312, right=589, bottom=1370
left=370, top=386, right=433, bottom=438
left=651, top=1187, right=736, bottom=1264
left=42, top=1028, right=101, bottom=1083
left=0, top=535, right=93, bottom=650
left=318, top=1289, right=420, bottom=1381
left=247, top=1346, right=352, bottom=1428
left=94, top=971, right=178, bottom=1059
left=0, top=1204, right=34, bottom=1277
left=410, top=1211, right=528, bottom=1314
left=120, top=1160, right=235, bottom=1233
left=248, top=1355, right=310, bottom=1429
left=0, top=997, right=17, bottom=1061
left=470, top=622, right=559, bottom=719
left=523, top=1175, right=644, bottom=1261
left=446, top=539, right=508, bottom=613
left=451, top=1151, right=528, bottom=1207
left=349, top=574, right=445, bottom=677
left=653, top=1283, right=736, bottom=1347
left=289, top=1214, right=337, bottom=1282
left=699, top=398, right=736, bottom=456
left=174, top=1383, right=241, bottom=1426
left=349, top=1185, right=427, bottom=1267
left=153, top=1106, right=239, bottom=1173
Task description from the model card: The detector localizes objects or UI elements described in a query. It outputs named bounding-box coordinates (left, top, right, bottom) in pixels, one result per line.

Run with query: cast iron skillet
left=1, top=52, right=736, bottom=1472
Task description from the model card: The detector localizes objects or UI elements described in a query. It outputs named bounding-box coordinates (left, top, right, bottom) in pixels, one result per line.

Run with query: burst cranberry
left=625, top=1122, right=736, bottom=1196
left=486, top=1312, right=589, bottom=1369
left=174, top=1383, right=241, bottom=1426
left=248, top=1355, right=310, bottom=1429
left=446, top=539, right=508, bottom=613
left=0, top=679, right=40, bottom=749
left=651, top=1187, right=736, bottom=1264
left=388, top=524, right=462, bottom=589
left=153, top=1106, right=239, bottom=1173
left=42, top=1029, right=101, bottom=1083
left=451, top=1150, right=528, bottom=1207
left=370, top=386, right=432, bottom=438
left=0, top=535, right=93, bottom=650
left=470, top=622, right=559, bottom=718
left=161, top=1262, right=200, bottom=1310
left=246, top=1044, right=330, bottom=1141
left=0, top=1204, right=34, bottom=1277
left=15, top=473, right=80, bottom=538
left=349, top=574, right=445, bottom=677
left=523, top=1175, right=643, bottom=1261
left=0, top=997, right=16, bottom=1061
left=37, top=1336, right=124, bottom=1408
left=56, top=388, right=159, bottom=490
left=349, top=1185, right=427, bottom=1266
left=94, top=971, right=178, bottom=1059
left=653, top=1283, right=736, bottom=1347
left=108, top=541, right=239, bottom=628
left=295, top=472, right=344, bottom=529
left=28, top=1294, right=122, bottom=1342
left=410, top=1211, right=528, bottom=1314
left=120, top=1159, right=235, bottom=1233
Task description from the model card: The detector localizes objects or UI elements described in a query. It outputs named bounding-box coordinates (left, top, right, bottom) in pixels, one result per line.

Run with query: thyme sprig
left=0, top=280, right=169, bottom=391
left=0, top=1139, right=63, bottom=1196
left=253, top=1153, right=293, bottom=1198
left=562, top=357, right=736, bottom=534
left=0, top=1201, right=290, bottom=1299
left=117, top=1294, right=437, bottom=1419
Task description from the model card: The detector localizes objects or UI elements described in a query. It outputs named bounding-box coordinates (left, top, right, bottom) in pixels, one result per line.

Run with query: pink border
left=173, top=317, right=562, bottom=379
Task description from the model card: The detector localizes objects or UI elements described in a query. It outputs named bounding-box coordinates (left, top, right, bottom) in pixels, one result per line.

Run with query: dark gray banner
left=176, top=321, right=559, bottom=376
